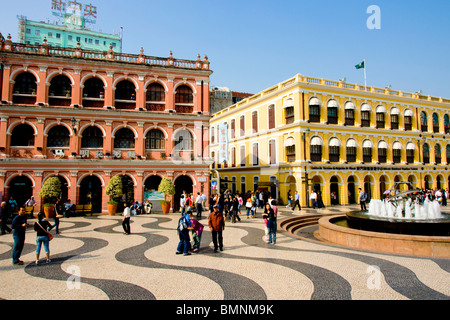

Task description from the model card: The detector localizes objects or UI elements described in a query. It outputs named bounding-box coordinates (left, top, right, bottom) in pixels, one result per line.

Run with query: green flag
left=355, top=61, right=365, bottom=69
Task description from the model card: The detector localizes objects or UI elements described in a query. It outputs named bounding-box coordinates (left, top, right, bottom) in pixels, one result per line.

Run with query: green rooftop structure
left=17, top=4, right=122, bottom=53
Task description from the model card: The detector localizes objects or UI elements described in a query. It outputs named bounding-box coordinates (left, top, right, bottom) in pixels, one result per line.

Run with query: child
left=189, top=218, right=204, bottom=253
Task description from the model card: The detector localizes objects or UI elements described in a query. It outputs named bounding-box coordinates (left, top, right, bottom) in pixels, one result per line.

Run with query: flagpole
left=364, top=59, right=367, bottom=90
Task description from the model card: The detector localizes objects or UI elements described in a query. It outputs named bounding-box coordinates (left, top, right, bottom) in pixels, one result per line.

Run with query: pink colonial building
left=0, top=34, right=212, bottom=213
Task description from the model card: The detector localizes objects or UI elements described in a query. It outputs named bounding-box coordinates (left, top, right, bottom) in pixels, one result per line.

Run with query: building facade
left=0, top=34, right=212, bottom=213
left=18, top=15, right=122, bottom=53
left=210, top=74, right=450, bottom=208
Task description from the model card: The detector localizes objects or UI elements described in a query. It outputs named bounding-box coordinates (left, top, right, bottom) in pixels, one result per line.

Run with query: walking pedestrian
left=34, top=212, right=52, bottom=264
left=292, top=191, right=301, bottom=211
left=208, top=204, right=225, bottom=252
left=189, top=217, right=204, bottom=253
left=49, top=199, right=62, bottom=234
left=231, top=195, right=240, bottom=223
left=359, top=188, right=367, bottom=211
left=11, top=207, right=28, bottom=265
left=0, top=201, right=12, bottom=235
left=122, top=203, right=131, bottom=234
left=176, top=210, right=192, bottom=256
left=195, top=192, right=203, bottom=218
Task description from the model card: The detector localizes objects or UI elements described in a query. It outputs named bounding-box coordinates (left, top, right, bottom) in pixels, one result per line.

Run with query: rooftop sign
left=51, top=0, right=97, bottom=24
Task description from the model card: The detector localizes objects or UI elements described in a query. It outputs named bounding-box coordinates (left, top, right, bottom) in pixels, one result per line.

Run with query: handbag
left=37, top=221, right=53, bottom=241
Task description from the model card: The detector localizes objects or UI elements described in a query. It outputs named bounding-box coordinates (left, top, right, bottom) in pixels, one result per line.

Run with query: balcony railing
left=0, top=35, right=210, bottom=71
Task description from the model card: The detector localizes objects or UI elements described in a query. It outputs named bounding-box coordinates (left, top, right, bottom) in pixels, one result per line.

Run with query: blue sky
left=1, top=0, right=449, bottom=97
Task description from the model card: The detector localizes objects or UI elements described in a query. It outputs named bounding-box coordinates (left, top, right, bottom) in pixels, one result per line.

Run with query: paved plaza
left=0, top=205, right=449, bottom=301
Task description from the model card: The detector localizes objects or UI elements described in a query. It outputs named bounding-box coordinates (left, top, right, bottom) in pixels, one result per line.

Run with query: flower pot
left=107, top=203, right=118, bottom=216
left=44, top=205, right=54, bottom=219
left=161, top=201, right=170, bottom=214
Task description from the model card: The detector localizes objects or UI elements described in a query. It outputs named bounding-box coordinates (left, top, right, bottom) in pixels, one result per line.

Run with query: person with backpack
left=176, top=210, right=192, bottom=256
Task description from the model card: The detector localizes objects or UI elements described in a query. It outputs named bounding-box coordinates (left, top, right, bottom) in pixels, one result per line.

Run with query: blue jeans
left=268, top=225, right=277, bottom=244
left=177, top=229, right=191, bottom=254
left=36, top=235, right=50, bottom=254
left=12, top=232, right=25, bottom=263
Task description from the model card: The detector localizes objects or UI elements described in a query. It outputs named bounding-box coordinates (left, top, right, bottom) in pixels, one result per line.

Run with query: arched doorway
left=379, top=175, right=388, bottom=199
left=144, top=175, right=163, bottom=211
left=347, top=176, right=356, bottom=204
left=364, top=176, right=373, bottom=201
left=8, top=175, right=33, bottom=210
left=55, top=175, right=68, bottom=202
left=330, top=176, right=339, bottom=205
left=79, top=175, right=102, bottom=214
left=174, top=175, right=193, bottom=212
left=286, top=175, right=296, bottom=205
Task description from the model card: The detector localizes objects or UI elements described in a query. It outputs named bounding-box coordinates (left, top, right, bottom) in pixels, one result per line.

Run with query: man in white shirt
left=122, top=203, right=131, bottom=235
left=195, top=192, right=203, bottom=218
left=310, top=190, right=318, bottom=208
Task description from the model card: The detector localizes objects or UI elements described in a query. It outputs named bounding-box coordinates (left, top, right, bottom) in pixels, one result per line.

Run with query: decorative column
left=105, top=71, right=114, bottom=109
left=33, top=171, right=43, bottom=211
left=1, top=64, right=12, bottom=103
left=202, top=80, right=210, bottom=114
left=0, top=116, right=8, bottom=150
left=136, top=122, right=145, bottom=158
left=103, top=120, right=113, bottom=156
left=72, top=69, right=82, bottom=107
left=135, top=171, right=144, bottom=204
left=102, top=171, right=111, bottom=214
left=136, top=75, right=145, bottom=110
left=165, top=123, right=174, bottom=159
left=69, top=171, right=79, bottom=204
left=0, top=171, right=5, bottom=202
left=165, top=77, right=175, bottom=111
left=36, top=66, right=48, bottom=106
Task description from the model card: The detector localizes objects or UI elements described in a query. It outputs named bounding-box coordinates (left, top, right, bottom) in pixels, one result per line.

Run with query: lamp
left=71, top=117, right=77, bottom=135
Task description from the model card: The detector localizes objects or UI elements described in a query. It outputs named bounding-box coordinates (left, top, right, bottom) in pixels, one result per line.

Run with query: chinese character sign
left=51, top=0, right=97, bottom=23
left=218, top=123, right=229, bottom=164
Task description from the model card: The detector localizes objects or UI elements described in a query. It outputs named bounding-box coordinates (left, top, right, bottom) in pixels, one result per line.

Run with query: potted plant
left=158, top=177, right=175, bottom=214
left=105, top=175, right=123, bottom=215
left=38, top=177, right=62, bottom=219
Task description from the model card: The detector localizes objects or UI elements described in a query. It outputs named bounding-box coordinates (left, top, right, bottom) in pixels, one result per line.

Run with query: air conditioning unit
left=54, top=149, right=65, bottom=158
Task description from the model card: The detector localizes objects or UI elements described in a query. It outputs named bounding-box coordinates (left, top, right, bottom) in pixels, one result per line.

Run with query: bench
left=74, top=204, right=92, bottom=216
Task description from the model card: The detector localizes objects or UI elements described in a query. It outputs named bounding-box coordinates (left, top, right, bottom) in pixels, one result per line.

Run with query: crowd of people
left=175, top=189, right=279, bottom=256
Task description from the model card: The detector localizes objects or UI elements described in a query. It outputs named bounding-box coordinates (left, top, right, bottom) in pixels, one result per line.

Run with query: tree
left=158, top=177, right=175, bottom=204
left=39, top=177, right=62, bottom=205
left=105, top=175, right=123, bottom=204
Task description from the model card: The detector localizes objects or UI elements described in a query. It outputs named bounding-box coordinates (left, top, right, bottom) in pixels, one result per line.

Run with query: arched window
left=432, top=113, right=440, bottom=133
left=81, top=126, right=103, bottom=148
left=174, top=130, right=193, bottom=151
left=378, top=141, right=388, bottom=163
left=49, top=75, right=72, bottom=97
left=83, top=77, right=104, bottom=98
left=310, top=137, right=323, bottom=162
left=362, top=140, right=373, bottom=163
left=49, top=75, right=72, bottom=106
left=327, top=100, right=339, bottom=124
left=435, top=144, right=442, bottom=164
left=329, top=138, right=341, bottom=162
left=13, top=72, right=37, bottom=104
left=406, top=142, right=416, bottom=164
left=47, top=125, right=70, bottom=148
left=13, top=72, right=36, bottom=95
left=309, top=97, right=321, bottom=123
left=11, top=124, right=35, bottom=147
left=404, top=109, right=413, bottom=131
left=361, top=103, right=371, bottom=127
left=344, top=102, right=355, bottom=126
left=115, top=80, right=136, bottom=101
left=146, top=83, right=165, bottom=102
left=346, top=139, right=357, bottom=163
left=114, top=128, right=135, bottom=149
left=175, top=85, right=193, bottom=104
left=444, top=115, right=450, bottom=134
left=393, top=142, right=402, bottom=164
left=420, top=111, right=428, bottom=132
left=390, top=107, right=400, bottom=130
left=446, top=145, right=450, bottom=163
left=145, top=129, right=165, bottom=150
left=423, top=143, right=430, bottom=164
left=376, top=105, right=387, bottom=129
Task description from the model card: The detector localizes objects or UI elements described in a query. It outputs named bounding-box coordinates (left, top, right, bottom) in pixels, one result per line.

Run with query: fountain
left=317, top=182, right=450, bottom=258
left=346, top=182, right=450, bottom=236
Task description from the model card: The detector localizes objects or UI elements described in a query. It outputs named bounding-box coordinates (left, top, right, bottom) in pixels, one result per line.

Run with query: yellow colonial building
left=210, top=74, right=450, bottom=207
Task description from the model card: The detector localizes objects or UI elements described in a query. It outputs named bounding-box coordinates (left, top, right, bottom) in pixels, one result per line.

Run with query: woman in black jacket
left=34, top=212, right=52, bottom=264
left=263, top=203, right=277, bottom=244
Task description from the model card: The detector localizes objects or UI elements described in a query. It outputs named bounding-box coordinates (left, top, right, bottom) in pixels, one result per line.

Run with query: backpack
left=178, top=214, right=188, bottom=231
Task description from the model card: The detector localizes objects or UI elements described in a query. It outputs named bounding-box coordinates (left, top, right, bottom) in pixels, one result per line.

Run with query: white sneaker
left=35, top=260, right=39, bottom=265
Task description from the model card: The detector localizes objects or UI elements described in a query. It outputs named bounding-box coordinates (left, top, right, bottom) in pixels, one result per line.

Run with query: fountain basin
left=346, top=211, right=450, bottom=236
left=318, top=215, right=450, bottom=258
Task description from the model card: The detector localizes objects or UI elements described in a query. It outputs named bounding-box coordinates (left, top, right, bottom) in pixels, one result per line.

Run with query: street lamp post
left=302, top=128, right=311, bottom=207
